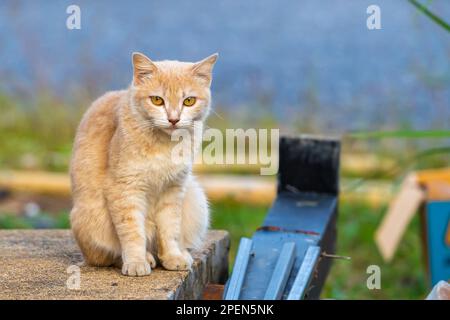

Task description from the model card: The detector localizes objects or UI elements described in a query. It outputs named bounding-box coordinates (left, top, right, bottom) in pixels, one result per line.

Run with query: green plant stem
left=409, top=0, right=450, bottom=32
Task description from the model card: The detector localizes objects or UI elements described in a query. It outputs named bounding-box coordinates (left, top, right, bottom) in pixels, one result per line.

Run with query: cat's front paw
left=122, top=260, right=152, bottom=277
left=160, top=251, right=193, bottom=271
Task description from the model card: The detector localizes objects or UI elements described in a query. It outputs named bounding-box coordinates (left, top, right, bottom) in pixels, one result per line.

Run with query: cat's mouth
left=163, top=126, right=176, bottom=133
left=161, top=126, right=181, bottom=135
left=161, top=125, right=195, bottom=137
left=149, top=119, right=180, bottom=134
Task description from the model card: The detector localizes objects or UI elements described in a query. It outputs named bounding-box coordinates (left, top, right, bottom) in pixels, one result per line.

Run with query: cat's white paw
left=122, top=260, right=151, bottom=276
left=146, top=252, right=157, bottom=268
left=160, top=251, right=193, bottom=271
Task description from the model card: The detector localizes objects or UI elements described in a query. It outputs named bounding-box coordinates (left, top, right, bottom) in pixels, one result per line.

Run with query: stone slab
left=0, top=229, right=229, bottom=300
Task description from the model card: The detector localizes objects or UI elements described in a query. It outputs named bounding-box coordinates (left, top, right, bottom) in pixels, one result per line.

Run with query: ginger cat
left=70, top=52, right=217, bottom=276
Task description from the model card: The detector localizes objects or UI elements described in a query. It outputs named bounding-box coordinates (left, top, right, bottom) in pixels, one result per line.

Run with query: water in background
left=0, top=0, right=449, bottom=132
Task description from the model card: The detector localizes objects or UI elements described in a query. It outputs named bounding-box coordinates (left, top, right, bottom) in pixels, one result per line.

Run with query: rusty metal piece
left=257, top=225, right=320, bottom=236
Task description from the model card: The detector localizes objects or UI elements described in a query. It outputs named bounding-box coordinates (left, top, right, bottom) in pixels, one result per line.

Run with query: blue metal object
left=239, top=192, right=337, bottom=299
left=287, top=246, right=321, bottom=300
left=224, top=136, right=340, bottom=300
left=426, top=201, right=450, bottom=286
left=223, top=238, right=253, bottom=300
left=263, top=242, right=296, bottom=300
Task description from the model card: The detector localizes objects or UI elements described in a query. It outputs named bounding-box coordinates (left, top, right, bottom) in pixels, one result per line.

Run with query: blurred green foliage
left=0, top=92, right=84, bottom=171
left=1, top=90, right=449, bottom=179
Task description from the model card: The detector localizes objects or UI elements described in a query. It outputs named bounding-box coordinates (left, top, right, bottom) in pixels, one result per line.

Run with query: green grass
left=210, top=198, right=267, bottom=267
left=0, top=214, right=34, bottom=229
left=0, top=93, right=83, bottom=171
left=0, top=211, right=70, bottom=229
left=0, top=198, right=427, bottom=299
left=322, top=201, right=426, bottom=299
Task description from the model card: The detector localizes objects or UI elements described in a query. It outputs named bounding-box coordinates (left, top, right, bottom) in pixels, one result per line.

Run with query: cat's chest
left=140, top=153, right=183, bottom=173
left=128, top=150, right=188, bottom=185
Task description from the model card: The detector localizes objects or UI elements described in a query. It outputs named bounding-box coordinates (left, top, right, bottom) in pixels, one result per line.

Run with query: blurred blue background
left=0, top=0, right=449, bottom=132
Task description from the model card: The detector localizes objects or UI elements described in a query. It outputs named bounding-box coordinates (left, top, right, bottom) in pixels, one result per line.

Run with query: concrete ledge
left=0, top=230, right=229, bottom=300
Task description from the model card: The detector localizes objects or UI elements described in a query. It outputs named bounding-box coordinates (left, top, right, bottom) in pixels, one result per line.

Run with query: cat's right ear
left=132, top=52, right=157, bottom=85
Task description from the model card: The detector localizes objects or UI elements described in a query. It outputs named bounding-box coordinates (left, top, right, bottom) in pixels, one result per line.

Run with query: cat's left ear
left=192, top=53, right=219, bottom=86
left=132, top=52, right=158, bottom=85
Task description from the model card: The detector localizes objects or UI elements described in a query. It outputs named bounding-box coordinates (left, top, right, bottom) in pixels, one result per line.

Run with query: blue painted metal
left=239, top=192, right=337, bottom=299
left=287, top=245, right=321, bottom=300
left=223, top=238, right=253, bottom=300
left=263, top=242, right=296, bottom=300
left=224, top=136, right=340, bottom=300
left=426, top=201, right=450, bottom=286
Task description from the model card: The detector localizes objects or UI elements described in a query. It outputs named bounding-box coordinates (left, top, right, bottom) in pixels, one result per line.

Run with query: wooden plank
left=416, top=168, right=450, bottom=201
left=0, top=170, right=394, bottom=206
left=0, top=171, right=71, bottom=196
left=198, top=175, right=276, bottom=206
left=193, top=153, right=395, bottom=177
left=416, top=168, right=450, bottom=185
left=422, top=181, right=450, bottom=201
left=375, top=173, right=425, bottom=262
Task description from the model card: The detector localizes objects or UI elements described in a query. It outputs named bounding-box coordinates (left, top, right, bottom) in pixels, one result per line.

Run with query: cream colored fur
left=70, top=52, right=217, bottom=276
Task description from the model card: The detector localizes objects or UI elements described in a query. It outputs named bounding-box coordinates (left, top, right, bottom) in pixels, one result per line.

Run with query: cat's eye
left=183, top=97, right=196, bottom=107
left=150, top=96, right=164, bottom=106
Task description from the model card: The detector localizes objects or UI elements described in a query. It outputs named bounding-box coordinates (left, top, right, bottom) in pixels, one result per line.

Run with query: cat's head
left=129, top=52, right=218, bottom=134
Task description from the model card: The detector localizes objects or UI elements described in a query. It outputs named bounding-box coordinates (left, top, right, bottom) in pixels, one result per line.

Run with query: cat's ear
left=191, top=53, right=218, bottom=85
left=132, top=52, right=158, bottom=85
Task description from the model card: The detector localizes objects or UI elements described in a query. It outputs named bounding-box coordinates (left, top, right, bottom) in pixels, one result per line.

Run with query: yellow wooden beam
left=0, top=171, right=71, bottom=196
left=416, top=168, right=450, bottom=201
left=0, top=170, right=394, bottom=206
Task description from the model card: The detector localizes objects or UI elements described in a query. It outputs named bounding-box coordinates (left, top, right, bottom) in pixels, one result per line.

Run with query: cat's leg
left=180, top=176, right=209, bottom=251
left=106, top=184, right=151, bottom=276
left=155, top=185, right=193, bottom=271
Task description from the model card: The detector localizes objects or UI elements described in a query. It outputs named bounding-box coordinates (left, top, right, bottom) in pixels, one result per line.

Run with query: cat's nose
left=168, top=118, right=180, bottom=126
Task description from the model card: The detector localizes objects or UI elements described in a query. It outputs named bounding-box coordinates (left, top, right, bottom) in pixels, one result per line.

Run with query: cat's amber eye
left=150, top=96, right=164, bottom=106
left=183, top=97, right=196, bottom=107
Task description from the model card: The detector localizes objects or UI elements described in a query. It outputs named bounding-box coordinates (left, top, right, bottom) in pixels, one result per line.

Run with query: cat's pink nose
left=168, top=118, right=180, bottom=126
